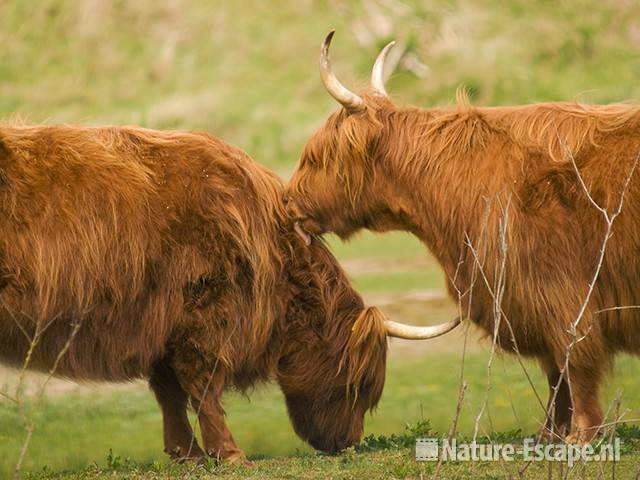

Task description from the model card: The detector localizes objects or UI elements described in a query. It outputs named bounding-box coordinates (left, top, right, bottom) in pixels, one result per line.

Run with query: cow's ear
left=339, top=306, right=387, bottom=397
left=336, top=109, right=382, bottom=167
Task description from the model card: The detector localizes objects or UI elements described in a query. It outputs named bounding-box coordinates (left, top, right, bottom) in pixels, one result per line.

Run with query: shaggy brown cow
left=0, top=124, right=458, bottom=463
left=285, top=31, right=640, bottom=443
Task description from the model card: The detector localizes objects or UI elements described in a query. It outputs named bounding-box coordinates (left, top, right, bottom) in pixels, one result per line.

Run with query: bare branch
left=13, top=317, right=83, bottom=478
left=463, top=231, right=547, bottom=414
left=595, top=305, right=640, bottom=314
left=431, top=381, right=467, bottom=480
left=543, top=140, right=640, bottom=444
left=0, top=390, right=18, bottom=403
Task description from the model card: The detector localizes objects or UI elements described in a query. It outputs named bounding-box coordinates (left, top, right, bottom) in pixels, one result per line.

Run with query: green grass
left=353, top=269, right=445, bottom=293
left=17, top=448, right=640, bottom=480
left=3, top=353, right=640, bottom=478
left=326, top=232, right=425, bottom=261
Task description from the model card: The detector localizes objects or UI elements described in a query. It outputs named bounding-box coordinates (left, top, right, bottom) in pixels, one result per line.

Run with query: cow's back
left=0, top=125, right=285, bottom=381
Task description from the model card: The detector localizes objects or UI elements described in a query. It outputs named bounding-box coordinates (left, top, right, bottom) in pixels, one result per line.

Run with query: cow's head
left=277, top=233, right=459, bottom=453
left=285, top=31, right=399, bottom=241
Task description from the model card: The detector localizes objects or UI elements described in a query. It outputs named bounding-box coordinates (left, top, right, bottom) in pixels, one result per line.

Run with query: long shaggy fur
left=286, top=92, right=640, bottom=441
left=0, top=124, right=387, bottom=460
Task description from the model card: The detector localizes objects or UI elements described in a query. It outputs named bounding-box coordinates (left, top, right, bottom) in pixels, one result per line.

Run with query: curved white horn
left=319, top=30, right=365, bottom=113
left=384, top=317, right=462, bottom=340
left=371, top=41, right=396, bottom=96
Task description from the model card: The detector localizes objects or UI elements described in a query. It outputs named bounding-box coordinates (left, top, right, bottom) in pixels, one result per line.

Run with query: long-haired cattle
left=0, top=123, right=458, bottom=462
left=285, top=31, right=640, bottom=443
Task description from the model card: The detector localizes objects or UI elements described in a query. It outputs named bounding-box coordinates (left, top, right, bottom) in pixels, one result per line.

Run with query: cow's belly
left=0, top=312, right=166, bottom=382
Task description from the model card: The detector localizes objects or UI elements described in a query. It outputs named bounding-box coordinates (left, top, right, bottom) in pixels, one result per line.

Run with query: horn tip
left=324, top=30, right=336, bottom=44
left=382, top=40, right=396, bottom=54
left=322, top=30, right=336, bottom=56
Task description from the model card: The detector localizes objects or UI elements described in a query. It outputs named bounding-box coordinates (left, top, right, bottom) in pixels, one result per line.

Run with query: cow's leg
left=172, top=359, right=247, bottom=464
left=564, top=362, right=605, bottom=444
left=149, top=360, right=205, bottom=462
left=189, top=392, right=246, bottom=464
left=539, top=356, right=572, bottom=441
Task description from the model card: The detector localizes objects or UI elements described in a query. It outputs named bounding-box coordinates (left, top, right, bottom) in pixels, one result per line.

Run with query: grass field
left=3, top=351, right=640, bottom=478
left=2, top=0, right=640, bottom=478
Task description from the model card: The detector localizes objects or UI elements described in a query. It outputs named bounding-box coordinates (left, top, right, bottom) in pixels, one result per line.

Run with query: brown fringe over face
left=277, top=242, right=387, bottom=453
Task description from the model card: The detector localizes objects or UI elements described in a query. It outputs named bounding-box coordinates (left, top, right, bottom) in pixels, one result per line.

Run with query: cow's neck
left=376, top=167, right=474, bottom=284
left=377, top=109, right=509, bottom=295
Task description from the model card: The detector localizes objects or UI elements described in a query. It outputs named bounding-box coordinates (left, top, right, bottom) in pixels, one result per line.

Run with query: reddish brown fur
left=286, top=92, right=640, bottom=441
left=0, top=125, right=387, bottom=461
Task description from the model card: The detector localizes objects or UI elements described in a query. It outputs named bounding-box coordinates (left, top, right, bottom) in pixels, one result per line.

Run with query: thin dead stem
left=518, top=140, right=639, bottom=475
left=473, top=196, right=510, bottom=442
left=548, top=140, right=639, bottom=441
left=12, top=313, right=84, bottom=479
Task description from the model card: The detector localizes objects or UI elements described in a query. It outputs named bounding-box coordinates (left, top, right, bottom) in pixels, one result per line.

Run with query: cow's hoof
left=165, top=446, right=206, bottom=464
left=538, top=424, right=569, bottom=443
left=565, top=429, right=598, bottom=445
left=224, top=451, right=253, bottom=467
left=173, top=455, right=206, bottom=464
left=538, top=428, right=560, bottom=443
left=205, top=449, right=250, bottom=466
left=564, top=432, right=584, bottom=445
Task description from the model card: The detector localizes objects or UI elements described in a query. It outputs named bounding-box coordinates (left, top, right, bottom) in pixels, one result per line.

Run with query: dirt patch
left=364, top=288, right=447, bottom=307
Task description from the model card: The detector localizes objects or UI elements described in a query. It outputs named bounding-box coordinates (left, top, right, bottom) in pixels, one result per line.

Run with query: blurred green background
left=2, top=0, right=640, bottom=476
